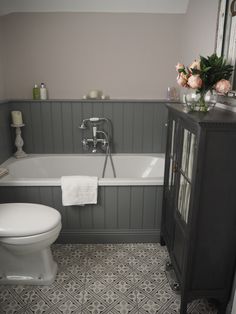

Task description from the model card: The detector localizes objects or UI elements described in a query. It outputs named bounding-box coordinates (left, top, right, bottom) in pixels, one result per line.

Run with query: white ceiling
left=0, top=0, right=190, bottom=15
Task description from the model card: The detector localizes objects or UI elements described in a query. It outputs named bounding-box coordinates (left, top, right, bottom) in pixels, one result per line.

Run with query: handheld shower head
left=79, top=117, right=103, bottom=129
left=79, top=117, right=110, bottom=131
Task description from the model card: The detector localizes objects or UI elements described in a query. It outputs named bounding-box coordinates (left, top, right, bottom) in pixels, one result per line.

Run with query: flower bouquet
left=176, top=53, right=233, bottom=112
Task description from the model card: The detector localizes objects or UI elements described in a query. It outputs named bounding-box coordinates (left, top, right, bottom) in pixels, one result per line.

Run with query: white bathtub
left=0, top=154, right=165, bottom=186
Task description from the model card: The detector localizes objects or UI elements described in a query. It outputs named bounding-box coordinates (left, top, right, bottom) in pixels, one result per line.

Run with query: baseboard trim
left=57, top=229, right=160, bottom=243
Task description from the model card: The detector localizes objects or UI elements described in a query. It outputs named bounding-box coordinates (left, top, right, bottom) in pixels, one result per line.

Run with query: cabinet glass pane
left=168, top=120, right=176, bottom=190
left=168, top=158, right=173, bottom=190
left=181, top=129, right=196, bottom=181
left=178, top=174, right=191, bottom=223
left=188, top=134, right=196, bottom=180
left=170, top=120, right=176, bottom=156
left=181, top=129, right=190, bottom=174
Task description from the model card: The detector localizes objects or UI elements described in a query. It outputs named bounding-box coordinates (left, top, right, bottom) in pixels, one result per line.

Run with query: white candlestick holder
left=11, top=124, right=27, bottom=158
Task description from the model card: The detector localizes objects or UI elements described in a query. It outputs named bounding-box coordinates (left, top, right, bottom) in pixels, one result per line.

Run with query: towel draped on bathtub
left=61, top=176, right=98, bottom=206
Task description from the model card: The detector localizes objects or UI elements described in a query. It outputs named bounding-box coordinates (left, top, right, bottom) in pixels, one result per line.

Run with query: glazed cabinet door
left=172, top=123, right=197, bottom=275
left=177, top=128, right=196, bottom=223
left=161, top=115, right=179, bottom=249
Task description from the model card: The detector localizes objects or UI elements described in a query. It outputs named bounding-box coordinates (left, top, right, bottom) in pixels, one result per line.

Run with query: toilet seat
left=0, top=203, right=61, bottom=237
left=0, top=222, right=62, bottom=245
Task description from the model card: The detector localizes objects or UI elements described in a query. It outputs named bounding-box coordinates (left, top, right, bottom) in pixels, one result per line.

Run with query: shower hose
left=96, top=118, right=116, bottom=178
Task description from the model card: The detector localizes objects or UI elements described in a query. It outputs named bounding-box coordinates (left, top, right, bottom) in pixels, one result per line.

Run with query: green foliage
left=198, top=53, right=233, bottom=92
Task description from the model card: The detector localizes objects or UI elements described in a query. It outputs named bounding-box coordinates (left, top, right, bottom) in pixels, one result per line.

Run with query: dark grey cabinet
left=161, top=103, right=236, bottom=314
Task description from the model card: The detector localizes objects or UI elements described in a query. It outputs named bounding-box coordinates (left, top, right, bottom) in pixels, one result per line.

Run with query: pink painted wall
left=0, top=0, right=219, bottom=100
left=181, top=0, right=219, bottom=64
left=2, top=13, right=183, bottom=99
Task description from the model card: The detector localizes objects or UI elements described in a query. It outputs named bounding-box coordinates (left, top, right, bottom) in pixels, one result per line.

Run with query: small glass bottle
left=33, top=84, right=40, bottom=100
left=40, top=83, right=48, bottom=100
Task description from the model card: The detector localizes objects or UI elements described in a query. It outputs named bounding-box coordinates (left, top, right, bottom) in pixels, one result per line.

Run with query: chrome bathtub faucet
left=79, top=117, right=116, bottom=178
left=79, top=117, right=109, bottom=153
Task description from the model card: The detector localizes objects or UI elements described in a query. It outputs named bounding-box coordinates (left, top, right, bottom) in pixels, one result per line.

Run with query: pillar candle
left=11, top=111, right=23, bottom=125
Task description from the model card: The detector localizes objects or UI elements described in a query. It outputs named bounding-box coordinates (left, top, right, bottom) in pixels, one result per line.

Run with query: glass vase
left=184, top=91, right=217, bottom=113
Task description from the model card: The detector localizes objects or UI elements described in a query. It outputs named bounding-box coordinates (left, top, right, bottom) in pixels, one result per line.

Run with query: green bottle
left=33, top=84, right=40, bottom=100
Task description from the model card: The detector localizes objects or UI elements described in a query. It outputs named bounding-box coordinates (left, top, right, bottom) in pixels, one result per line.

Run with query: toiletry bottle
left=40, top=83, right=48, bottom=100
left=33, top=84, right=40, bottom=100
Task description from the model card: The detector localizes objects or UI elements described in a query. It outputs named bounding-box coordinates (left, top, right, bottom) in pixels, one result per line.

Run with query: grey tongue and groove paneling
left=0, top=100, right=167, bottom=243
left=9, top=100, right=168, bottom=154
left=0, top=185, right=163, bottom=243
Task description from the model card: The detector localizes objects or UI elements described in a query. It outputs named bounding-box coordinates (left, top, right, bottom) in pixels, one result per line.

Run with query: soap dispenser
left=40, top=83, right=48, bottom=100
left=33, top=84, right=40, bottom=100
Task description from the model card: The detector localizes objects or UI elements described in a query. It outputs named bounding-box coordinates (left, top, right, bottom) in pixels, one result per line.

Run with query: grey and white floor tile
left=0, top=243, right=218, bottom=313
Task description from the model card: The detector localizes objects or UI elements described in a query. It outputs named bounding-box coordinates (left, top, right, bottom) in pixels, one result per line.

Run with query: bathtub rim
left=0, top=153, right=165, bottom=187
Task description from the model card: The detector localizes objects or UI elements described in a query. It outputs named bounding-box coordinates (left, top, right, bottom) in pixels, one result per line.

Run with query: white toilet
left=0, top=203, right=61, bottom=285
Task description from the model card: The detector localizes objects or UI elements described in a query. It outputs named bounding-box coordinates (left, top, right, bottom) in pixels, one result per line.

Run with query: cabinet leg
left=171, top=282, right=180, bottom=292
left=165, top=260, right=173, bottom=271
left=218, top=300, right=228, bottom=314
left=160, top=235, right=166, bottom=246
left=180, top=295, right=188, bottom=314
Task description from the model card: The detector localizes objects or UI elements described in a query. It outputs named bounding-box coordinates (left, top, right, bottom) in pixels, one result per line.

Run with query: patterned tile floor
left=0, top=243, right=218, bottom=314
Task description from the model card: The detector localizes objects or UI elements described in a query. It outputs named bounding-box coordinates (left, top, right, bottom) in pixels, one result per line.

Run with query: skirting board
left=57, top=229, right=161, bottom=244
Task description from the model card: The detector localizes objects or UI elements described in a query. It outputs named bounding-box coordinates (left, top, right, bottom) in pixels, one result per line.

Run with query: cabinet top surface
left=166, top=103, right=236, bottom=125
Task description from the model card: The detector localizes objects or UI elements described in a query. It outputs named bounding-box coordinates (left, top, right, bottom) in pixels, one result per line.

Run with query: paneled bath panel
left=0, top=185, right=163, bottom=243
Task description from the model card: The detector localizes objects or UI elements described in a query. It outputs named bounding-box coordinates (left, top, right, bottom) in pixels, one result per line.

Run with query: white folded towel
left=61, top=176, right=98, bottom=206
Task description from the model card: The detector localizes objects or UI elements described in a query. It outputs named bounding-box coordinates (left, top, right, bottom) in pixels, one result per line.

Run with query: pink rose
left=215, top=79, right=231, bottom=94
left=176, top=63, right=185, bottom=72
left=177, top=73, right=188, bottom=87
left=189, top=60, right=201, bottom=71
left=187, top=75, right=202, bottom=89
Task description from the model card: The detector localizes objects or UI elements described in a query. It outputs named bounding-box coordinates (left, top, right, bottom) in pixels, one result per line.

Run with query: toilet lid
left=0, top=203, right=61, bottom=237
